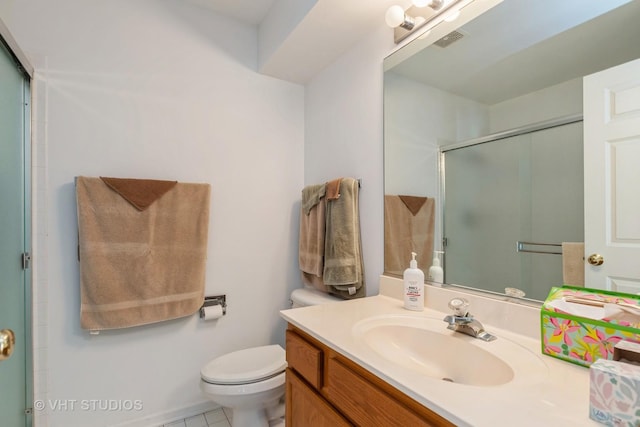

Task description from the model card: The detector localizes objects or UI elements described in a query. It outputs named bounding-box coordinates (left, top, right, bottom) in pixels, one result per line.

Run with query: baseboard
left=109, top=400, right=218, bottom=427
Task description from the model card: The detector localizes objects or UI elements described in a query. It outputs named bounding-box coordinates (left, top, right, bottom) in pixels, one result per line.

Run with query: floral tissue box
left=590, top=358, right=640, bottom=426
left=541, top=286, right=640, bottom=367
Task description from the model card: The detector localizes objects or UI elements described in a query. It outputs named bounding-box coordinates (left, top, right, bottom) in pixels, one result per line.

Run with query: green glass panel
left=443, top=122, right=583, bottom=301
left=0, top=40, right=28, bottom=426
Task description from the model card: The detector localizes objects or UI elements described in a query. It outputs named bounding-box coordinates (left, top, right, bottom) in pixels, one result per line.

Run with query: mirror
left=383, top=0, right=640, bottom=301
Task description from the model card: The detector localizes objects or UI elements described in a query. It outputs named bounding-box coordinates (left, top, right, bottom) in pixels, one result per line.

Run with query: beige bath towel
left=323, top=177, right=365, bottom=299
left=384, top=195, right=435, bottom=276
left=562, top=242, right=585, bottom=286
left=299, top=184, right=328, bottom=292
left=76, top=176, right=211, bottom=330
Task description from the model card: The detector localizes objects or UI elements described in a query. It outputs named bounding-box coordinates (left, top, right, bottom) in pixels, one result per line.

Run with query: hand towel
left=384, top=195, right=435, bottom=276
left=562, top=242, right=585, bottom=286
left=323, top=177, right=365, bottom=299
left=299, top=184, right=328, bottom=293
left=326, top=178, right=342, bottom=201
left=100, top=177, right=177, bottom=211
left=398, top=195, right=428, bottom=216
left=76, top=176, right=210, bottom=330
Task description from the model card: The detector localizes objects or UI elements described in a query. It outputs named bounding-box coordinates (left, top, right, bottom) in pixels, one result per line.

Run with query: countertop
left=280, top=289, right=599, bottom=427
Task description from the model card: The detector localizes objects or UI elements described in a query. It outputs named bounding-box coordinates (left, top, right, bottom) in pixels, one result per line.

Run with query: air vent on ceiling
left=433, top=30, right=465, bottom=48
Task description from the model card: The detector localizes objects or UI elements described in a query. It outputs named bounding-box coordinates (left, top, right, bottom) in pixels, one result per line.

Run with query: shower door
left=0, top=38, right=32, bottom=426
left=443, top=121, right=584, bottom=301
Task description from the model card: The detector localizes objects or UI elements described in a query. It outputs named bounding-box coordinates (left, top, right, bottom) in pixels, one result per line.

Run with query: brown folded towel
left=76, top=176, right=210, bottom=330
left=384, top=195, right=435, bottom=276
left=326, top=178, right=342, bottom=201
left=100, top=177, right=177, bottom=211
left=562, top=242, right=584, bottom=286
left=399, top=195, right=428, bottom=216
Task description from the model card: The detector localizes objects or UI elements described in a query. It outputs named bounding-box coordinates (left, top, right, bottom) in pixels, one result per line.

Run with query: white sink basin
left=352, top=314, right=547, bottom=387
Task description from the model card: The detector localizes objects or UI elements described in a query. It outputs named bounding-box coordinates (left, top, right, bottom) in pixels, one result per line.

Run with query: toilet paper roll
left=202, top=305, right=224, bottom=320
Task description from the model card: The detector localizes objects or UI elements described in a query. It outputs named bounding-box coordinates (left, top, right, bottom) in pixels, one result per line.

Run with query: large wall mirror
left=383, top=0, right=640, bottom=302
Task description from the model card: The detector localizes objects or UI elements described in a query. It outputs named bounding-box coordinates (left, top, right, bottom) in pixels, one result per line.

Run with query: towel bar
left=516, top=241, right=562, bottom=255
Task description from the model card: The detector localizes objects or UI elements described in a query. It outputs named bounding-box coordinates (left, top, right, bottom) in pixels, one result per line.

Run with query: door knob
left=0, top=329, right=15, bottom=361
left=587, top=253, right=604, bottom=266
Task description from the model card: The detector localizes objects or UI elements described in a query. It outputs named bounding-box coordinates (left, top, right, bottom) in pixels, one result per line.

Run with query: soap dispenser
left=427, top=251, right=444, bottom=284
left=403, top=252, right=424, bottom=311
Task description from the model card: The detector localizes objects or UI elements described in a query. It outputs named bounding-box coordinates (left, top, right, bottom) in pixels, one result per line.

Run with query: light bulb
left=385, top=5, right=406, bottom=28
left=414, top=0, right=444, bottom=9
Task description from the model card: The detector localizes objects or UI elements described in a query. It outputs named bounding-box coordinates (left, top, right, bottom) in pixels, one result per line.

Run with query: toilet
left=199, top=287, right=341, bottom=427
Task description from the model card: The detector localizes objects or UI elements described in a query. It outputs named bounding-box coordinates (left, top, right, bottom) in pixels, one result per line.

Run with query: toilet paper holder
left=200, top=295, right=227, bottom=318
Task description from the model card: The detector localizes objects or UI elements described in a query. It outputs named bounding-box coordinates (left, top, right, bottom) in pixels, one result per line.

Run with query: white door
left=584, top=57, right=640, bottom=293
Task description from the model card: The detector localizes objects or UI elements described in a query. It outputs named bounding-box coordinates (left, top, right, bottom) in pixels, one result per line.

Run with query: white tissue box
left=589, top=358, right=640, bottom=426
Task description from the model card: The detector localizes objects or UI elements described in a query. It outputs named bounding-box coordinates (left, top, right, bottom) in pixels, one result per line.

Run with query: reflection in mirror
left=383, top=0, right=640, bottom=301
left=442, top=119, right=583, bottom=301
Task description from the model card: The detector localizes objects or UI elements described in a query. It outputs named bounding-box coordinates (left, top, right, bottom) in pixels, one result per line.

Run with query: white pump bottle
left=403, top=252, right=424, bottom=311
left=427, top=251, right=444, bottom=284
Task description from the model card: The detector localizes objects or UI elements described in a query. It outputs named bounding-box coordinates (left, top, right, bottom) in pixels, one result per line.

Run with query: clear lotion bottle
left=403, top=252, right=424, bottom=311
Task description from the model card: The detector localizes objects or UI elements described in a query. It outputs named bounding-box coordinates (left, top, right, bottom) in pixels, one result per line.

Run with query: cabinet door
left=286, top=329, right=323, bottom=389
left=325, top=356, right=454, bottom=427
left=286, top=369, right=352, bottom=427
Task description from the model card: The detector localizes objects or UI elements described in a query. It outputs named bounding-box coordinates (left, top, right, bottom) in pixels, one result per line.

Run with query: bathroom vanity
left=280, top=277, right=600, bottom=426
left=286, top=325, right=453, bottom=426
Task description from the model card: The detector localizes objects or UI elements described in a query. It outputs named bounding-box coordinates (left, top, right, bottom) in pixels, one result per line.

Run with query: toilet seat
left=200, top=371, right=286, bottom=396
left=201, top=345, right=286, bottom=385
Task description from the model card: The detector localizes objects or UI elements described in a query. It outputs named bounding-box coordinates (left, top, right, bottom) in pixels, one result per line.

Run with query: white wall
left=1, top=0, right=304, bottom=425
left=489, top=78, right=583, bottom=132
left=384, top=71, right=490, bottom=197
left=304, top=25, right=392, bottom=297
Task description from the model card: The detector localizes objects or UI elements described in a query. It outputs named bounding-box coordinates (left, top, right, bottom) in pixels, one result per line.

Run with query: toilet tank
left=290, top=288, right=342, bottom=308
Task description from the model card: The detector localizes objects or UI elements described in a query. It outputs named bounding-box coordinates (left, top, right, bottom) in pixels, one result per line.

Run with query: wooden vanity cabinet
left=285, top=325, right=455, bottom=427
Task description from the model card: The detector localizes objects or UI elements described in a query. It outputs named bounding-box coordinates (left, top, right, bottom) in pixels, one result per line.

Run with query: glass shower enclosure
left=442, top=120, right=584, bottom=301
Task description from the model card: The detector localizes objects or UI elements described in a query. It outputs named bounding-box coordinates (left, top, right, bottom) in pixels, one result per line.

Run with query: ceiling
left=185, top=0, right=403, bottom=83
left=388, top=0, right=640, bottom=105
left=186, top=0, right=277, bottom=25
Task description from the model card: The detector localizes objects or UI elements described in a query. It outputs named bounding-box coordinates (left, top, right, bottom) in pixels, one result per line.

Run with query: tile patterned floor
left=161, top=407, right=285, bottom=427
left=161, top=407, right=232, bottom=427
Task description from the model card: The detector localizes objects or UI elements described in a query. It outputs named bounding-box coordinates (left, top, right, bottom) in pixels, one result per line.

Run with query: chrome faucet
left=443, top=298, right=496, bottom=342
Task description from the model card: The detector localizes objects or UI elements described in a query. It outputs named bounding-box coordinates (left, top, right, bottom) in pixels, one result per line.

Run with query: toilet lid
left=201, top=345, right=286, bottom=385
left=291, top=288, right=342, bottom=306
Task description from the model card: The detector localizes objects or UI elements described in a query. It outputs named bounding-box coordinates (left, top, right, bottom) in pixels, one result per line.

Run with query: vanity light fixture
left=412, top=0, right=444, bottom=9
left=386, top=0, right=472, bottom=44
